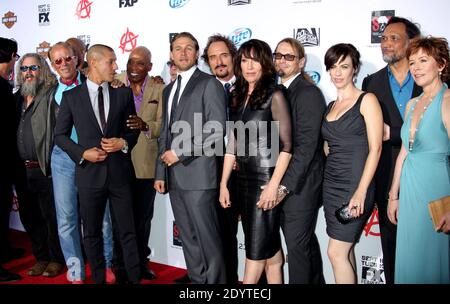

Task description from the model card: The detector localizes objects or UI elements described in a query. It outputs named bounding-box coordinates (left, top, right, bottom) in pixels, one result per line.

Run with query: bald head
left=127, top=46, right=153, bottom=84
left=87, top=44, right=117, bottom=84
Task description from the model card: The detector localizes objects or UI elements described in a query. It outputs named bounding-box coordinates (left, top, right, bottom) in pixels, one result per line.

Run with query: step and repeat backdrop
left=2, top=0, right=449, bottom=284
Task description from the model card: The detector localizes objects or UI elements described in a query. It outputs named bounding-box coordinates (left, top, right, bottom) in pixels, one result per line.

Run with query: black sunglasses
left=273, top=52, right=297, bottom=61
left=14, top=53, right=20, bottom=60
left=19, top=65, right=40, bottom=72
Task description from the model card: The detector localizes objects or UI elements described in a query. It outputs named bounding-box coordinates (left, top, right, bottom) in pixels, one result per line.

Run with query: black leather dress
left=228, top=88, right=292, bottom=260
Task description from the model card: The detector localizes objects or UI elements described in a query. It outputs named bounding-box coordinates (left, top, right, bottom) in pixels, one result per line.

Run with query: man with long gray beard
left=14, top=53, right=65, bottom=277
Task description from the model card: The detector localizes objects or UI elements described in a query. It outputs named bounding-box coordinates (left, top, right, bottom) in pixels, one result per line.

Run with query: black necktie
left=224, top=82, right=231, bottom=98
left=98, top=86, right=107, bottom=133
left=169, top=75, right=182, bottom=127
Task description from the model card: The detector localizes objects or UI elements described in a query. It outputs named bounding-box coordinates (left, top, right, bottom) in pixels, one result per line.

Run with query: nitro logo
left=229, top=27, right=252, bottom=46
left=363, top=208, right=380, bottom=237
left=119, top=0, right=138, bottom=8
left=173, top=221, right=183, bottom=247
left=169, top=0, right=190, bottom=8
left=293, top=28, right=320, bottom=47
left=361, top=255, right=385, bottom=284
left=38, top=4, right=50, bottom=26
left=2, top=11, right=17, bottom=29
left=36, top=41, right=51, bottom=59
left=228, top=0, right=251, bottom=5
left=75, top=0, right=92, bottom=19
left=371, top=10, right=395, bottom=43
left=306, top=70, right=321, bottom=84
left=119, top=28, right=139, bottom=54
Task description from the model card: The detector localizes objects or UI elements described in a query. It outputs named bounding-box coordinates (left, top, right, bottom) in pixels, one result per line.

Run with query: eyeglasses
left=19, top=65, right=40, bottom=72
left=53, top=55, right=76, bottom=66
left=14, top=53, right=20, bottom=60
left=273, top=52, right=297, bottom=61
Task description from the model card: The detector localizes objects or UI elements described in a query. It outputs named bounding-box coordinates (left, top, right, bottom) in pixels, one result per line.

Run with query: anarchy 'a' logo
left=363, top=207, right=381, bottom=237
left=119, top=28, right=139, bottom=54
left=75, top=0, right=92, bottom=19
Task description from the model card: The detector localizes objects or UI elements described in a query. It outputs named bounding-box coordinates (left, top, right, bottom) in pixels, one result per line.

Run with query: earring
left=439, top=71, right=442, bottom=76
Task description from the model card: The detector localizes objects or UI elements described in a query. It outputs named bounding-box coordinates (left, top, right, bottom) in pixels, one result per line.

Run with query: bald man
left=55, top=44, right=140, bottom=284
left=114, top=46, right=163, bottom=281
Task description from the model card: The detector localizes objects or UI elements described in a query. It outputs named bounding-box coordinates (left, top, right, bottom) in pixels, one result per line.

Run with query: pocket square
left=148, top=99, right=159, bottom=104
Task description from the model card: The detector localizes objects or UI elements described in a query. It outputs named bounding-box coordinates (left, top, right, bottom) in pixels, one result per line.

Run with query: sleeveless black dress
left=228, top=89, right=292, bottom=260
left=321, top=93, right=375, bottom=243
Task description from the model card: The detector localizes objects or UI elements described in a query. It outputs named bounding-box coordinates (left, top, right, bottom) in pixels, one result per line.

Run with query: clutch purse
left=428, top=195, right=450, bottom=230
left=335, top=202, right=357, bottom=225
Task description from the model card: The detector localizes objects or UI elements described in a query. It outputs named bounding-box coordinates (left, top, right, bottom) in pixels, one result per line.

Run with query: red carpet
left=1, top=229, right=187, bottom=284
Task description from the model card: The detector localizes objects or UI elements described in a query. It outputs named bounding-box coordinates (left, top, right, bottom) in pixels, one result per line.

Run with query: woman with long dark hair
left=219, top=39, right=292, bottom=283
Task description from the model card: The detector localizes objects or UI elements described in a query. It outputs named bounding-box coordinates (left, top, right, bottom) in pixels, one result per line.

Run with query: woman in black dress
left=321, top=44, right=382, bottom=283
left=219, top=39, right=292, bottom=284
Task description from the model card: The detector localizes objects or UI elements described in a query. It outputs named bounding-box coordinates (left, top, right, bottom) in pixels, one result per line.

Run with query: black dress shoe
left=141, top=267, right=157, bottom=280
left=0, top=247, right=25, bottom=263
left=114, top=268, right=128, bottom=284
left=174, top=273, right=191, bottom=284
left=0, top=266, right=21, bottom=282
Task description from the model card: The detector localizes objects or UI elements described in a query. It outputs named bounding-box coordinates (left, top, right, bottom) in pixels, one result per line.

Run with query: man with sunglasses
left=14, top=53, right=65, bottom=278
left=273, top=38, right=326, bottom=284
left=0, top=37, right=22, bottom=282
left=48, top=41, right=115, bottom=283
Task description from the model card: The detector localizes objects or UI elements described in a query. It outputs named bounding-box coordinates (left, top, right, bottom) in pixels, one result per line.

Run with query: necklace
left=408, top=86, right=442, bottom=151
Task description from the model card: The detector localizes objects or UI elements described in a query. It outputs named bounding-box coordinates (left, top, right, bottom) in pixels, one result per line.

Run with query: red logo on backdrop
left=75, top=0, right=92, bottom=19
left=119, top=28, right=139, bottom=54
left=363, top=208, right=381, bottom=237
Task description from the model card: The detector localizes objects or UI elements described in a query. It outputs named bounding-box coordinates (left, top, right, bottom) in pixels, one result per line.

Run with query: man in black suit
left=54, top=44, right=140, bottom=284
left=0, top=37, right=22, bottom=282
left=274, top=38, right=326, bottom=284
left=202, top=34, right=239, bottom=284
left=154, top=32, right=227, bottom=284
left=362, top=17, right=421, bottom=284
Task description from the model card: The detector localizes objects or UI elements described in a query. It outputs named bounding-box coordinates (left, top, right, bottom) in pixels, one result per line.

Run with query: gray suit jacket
left=155, top=68, right=227, bottom=190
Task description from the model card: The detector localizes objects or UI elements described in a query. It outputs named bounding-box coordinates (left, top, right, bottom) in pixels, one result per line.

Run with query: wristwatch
left=121, top=139, right=129, bottom=153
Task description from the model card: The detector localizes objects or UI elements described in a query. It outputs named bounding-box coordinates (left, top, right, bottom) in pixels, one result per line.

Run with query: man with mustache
left=362, top=17, right=421, bottom=284
left=202, top=34, right=239, bottom=284
left=14, top=53, right=65, bottom=277
left=114, top=46, right=163, bottom=282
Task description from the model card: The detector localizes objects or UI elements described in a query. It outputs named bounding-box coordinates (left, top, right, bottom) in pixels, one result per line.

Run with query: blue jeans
left=51, top=145, right=114, bottom=281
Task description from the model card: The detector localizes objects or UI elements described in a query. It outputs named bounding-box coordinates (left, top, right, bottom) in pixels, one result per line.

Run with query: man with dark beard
left=14, top=53, right=65, bottom=277
left=362, top=17, right=421, bottom=284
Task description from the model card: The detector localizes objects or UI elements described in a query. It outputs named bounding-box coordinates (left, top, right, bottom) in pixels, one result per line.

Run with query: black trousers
left=113, top=178, right=157, bottom=271
left=0, top=180, right=14, bottom=258
left=15, top=167, right=64, bottom=264
left=78, top=183, right=140, bottom=284
left=281, top=192, right=325, bottom=284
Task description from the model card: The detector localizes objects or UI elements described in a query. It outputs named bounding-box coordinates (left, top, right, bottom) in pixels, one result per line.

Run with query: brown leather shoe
left=42, top=262, right=64, bottom=277
left=28, top=261, right=49, bottom=276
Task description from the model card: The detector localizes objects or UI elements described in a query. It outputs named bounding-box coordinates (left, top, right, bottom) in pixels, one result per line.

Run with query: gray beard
left=382, top=54, right=402, bottom=65
left=20, top=79, right=41, bottom=97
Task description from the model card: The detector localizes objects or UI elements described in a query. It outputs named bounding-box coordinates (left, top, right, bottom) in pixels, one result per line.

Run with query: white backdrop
left=2, top=0, right=450, bottom=284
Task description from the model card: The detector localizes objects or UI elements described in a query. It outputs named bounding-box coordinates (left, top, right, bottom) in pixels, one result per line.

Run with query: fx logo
left=119, top=28, right=139, bottom=54
left=119, top=0, right=138, bottom=7
left=39, top=13, right=49, bottom=23
left=75, top=0, right=92, bottom=19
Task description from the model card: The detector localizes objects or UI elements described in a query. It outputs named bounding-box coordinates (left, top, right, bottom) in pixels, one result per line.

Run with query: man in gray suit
left=154, top=32, right=227, bottom=284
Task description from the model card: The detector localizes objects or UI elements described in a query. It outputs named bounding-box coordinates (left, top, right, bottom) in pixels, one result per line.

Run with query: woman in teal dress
left=388, top=37, right=450, bottom=284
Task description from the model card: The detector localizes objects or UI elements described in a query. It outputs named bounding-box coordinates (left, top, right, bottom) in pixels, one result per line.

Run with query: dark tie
left=169, top=75, right=182, bottom=127
left=98, top=86, right=107, bottom=133
left=224, top=82, right=231, bottom=98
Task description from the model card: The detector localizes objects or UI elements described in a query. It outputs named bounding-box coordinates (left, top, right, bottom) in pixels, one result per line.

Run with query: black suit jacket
left=362, top=66, right=422, bottom=202
left=54, top=82, right=139, bottom=188
left=281, top=74, right=326, bottom=200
